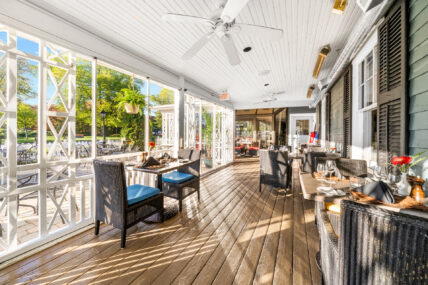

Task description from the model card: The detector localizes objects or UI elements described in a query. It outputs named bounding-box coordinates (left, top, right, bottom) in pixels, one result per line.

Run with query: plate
left=317, top=186, right=346, bottom=197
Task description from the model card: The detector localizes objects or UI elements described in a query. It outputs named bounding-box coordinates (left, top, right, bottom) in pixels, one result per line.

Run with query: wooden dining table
left=299, top=171, right=428, bottom=218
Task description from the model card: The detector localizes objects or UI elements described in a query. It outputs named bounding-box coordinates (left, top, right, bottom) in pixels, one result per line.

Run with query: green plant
left=115, top=88, right=145, bottom=115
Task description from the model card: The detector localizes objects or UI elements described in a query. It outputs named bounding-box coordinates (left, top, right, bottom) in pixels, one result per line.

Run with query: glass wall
left=185, top=95, right=233, bottom=174
left=96, top=65, right=146, bottom=155
left=149, top=82, right=175, bottom=154
left=0, top=23, right=234, bottom=261
left=184, top=94, right=201, bottom=150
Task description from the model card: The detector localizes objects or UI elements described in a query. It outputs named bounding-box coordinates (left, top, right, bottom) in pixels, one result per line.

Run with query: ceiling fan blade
left=220, top=0, right=251, bottom=23
left=182, top=32, right=214, bottom=60
left=221, top=35, right=240, bottom=66
left=234, top=23, right=283, bottom=40
left=162, top=13, right=213, bottom=26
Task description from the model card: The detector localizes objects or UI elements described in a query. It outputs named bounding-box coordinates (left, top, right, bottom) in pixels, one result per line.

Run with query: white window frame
left=358, top=47, right=378, bottom=111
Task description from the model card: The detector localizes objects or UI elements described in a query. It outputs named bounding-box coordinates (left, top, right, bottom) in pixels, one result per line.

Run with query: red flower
left=148, top=142, right=155, bottom=148
left=391, top=156, right=412, bottom=166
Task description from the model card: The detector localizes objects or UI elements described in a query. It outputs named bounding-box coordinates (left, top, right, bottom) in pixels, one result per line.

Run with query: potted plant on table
left=391, top=151, right=426, bottom=196
left=115, top=88, right=145, bottom=114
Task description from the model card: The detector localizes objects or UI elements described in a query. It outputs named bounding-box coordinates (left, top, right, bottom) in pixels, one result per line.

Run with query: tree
left=0, top=57, right=38, bottom=100
left=17, top=102, right=37, bottom=139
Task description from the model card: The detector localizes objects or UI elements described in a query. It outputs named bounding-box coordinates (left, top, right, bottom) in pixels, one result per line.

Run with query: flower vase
left=397, top=172, right=411, bottom=196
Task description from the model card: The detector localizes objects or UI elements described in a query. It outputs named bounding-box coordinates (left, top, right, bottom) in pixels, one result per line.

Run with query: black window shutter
left=377, top=0, right=407, bottom=170
left=343, top=65, right=352, bottom=158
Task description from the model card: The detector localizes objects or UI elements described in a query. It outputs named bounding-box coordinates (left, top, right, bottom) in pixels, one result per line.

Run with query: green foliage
left=202, top=107, right=213, bottom=157
left=150, top=88, right=174, bottom=105
left=17, top=103, right=37, bottom=139
left=115, top=88, right=145, bottom=115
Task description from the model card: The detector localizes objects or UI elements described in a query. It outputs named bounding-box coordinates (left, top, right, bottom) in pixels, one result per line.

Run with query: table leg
left=157, top=174, right=163, bottom=192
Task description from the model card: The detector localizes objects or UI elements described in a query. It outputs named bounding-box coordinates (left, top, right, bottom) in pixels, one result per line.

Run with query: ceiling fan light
left=307, top=85, right=315, bottom=99
left=312, top=45, right=331, bottom=79
left=332, top=0, right=347, bottom=14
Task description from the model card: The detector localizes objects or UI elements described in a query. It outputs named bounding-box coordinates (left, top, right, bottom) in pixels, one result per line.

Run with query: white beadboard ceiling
left=26, top=0, right=363, bottom=109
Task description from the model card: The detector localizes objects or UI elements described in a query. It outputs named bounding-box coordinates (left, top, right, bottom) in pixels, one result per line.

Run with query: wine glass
left=317, top=163, right=325, bottom=177
left=350, top=176, right=363, bottom=189
left=326, top=160, right=336, bottom=183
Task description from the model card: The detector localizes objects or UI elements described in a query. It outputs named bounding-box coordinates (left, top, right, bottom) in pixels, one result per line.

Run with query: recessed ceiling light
left=243, top=46, right=252, bottom=52
left=264, top=83, right=270, bottom=87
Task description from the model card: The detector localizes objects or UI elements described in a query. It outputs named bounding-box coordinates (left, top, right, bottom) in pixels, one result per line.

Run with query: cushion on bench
left=127, top=184, right=160, bottom=205
left=162, top=171, right=195, bottom=184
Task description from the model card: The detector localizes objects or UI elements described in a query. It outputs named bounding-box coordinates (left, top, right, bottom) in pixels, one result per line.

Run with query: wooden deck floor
left=0, top=161, right=321, bottom=285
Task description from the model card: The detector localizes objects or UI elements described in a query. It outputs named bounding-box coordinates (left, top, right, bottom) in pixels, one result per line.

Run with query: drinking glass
left=326, top=160, right=336, bottom=183
left=317, top=163, right=325, bottom=176
left=350, top=176, right=363, bottom=189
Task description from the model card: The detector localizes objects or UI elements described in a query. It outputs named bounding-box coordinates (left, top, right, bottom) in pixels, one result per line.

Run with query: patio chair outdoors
left=316, top=200, right=428, bottom=284
left=259, top=150, right=290, bottom=192
left=302, top=151, right=328, bottom=173
left=162, top=149, right=201, bottom=212
left=93, top=159, right=164, bottom=248
left=335, top=158, right=367, bottom=178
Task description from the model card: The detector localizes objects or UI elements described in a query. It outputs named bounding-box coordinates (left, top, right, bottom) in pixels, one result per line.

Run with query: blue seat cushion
left=127, top=184, right=160, bottom=205
left=162, top=171, right=195, bottom=184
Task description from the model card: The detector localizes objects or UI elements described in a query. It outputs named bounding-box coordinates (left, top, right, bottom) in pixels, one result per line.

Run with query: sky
left=0, top=31, right=164, bottom=106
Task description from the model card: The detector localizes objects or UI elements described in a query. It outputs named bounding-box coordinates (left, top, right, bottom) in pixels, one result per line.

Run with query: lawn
left=17, top=136, right=122, bottom=144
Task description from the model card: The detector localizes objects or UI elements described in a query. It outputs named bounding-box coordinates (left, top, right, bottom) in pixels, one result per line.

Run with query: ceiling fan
left=162, top=0, right=283, bottom=66
left=254, top=91, right=285, bottom=104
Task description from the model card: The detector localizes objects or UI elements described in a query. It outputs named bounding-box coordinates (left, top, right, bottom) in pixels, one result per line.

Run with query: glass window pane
left=96, top=65, right=146, bottom=155
left=17, top=57, right=39, bottom=165
left=149, top=82, right=175, bottom=154
left=296, top=120, right=309, bottom=135
left=17, top=36, right=39, bottom=56
left=201, top=101, right=213, bottom=173
left=0, top=31, right=7, bottom=45
left=257, top=117, right=273, bottom=149
left=184, top=94, right=200, bottom=149
left=366, top=53, right=373, bottom=78
left=75, top=58, right=92, bottom=160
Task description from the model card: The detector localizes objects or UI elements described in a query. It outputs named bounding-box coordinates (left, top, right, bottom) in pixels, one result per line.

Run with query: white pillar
left=6, top=29, right=18, bottom=248
left=91, top=58, right=97, bottom=158
left=176, top=76, right=185, bottom=153
left=145, top=78, right=150, bottom=151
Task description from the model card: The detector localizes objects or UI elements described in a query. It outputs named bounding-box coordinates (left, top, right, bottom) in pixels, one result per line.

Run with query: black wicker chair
left=93, top=160, right=164, bottom=248
left=259, top=150, right=290, bottom=192
left=302, top=151, right=328, bottom=173
left=316, top=200, right=428, bottom=284
left=162, top=149, right=201, bottom=212
left=336, top=158, right=367, bottom=178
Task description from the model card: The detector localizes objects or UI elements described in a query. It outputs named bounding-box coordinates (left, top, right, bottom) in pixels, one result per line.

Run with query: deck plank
left=193, top=184, right=273, bottom=285
left=168, top=176, right=261, bottom=284
left=253, top=190, right=285, bottom=284
left=0, top=161, right=321, bottom=285
left=292, top=162, right=314, bottom=285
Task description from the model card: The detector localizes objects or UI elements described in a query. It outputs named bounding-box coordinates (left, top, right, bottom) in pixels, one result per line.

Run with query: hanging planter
left=124, top=102, right=140, bottom=114
left=115, top=87, right=144, bottom=115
